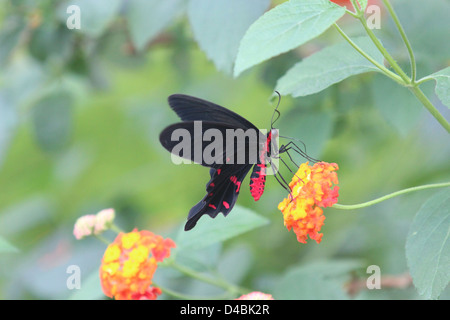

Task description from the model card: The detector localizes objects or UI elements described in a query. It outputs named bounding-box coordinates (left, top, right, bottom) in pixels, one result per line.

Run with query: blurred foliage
left=0, top=0, right=448, bottom=299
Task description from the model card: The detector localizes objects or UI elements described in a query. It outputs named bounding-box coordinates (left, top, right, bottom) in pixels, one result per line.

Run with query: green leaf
left=406, top=188, right=450, bottom=299
left=188, top=0, right=270, bottom=74
left=372, top=74, right=425, bottom=136
left=31, top=90, right=74, bottom=152
left=0, top=236, right=19, bottom=253
left=274, top=260, right=362, bottom=299
left=392, top=0, right=450, bottom=70
left=126, top=0, right=186, bottom=51
left=59, top=0, right=121, bottom=37
left=0, top=92, right=17, bottom=167
left=276, top=37, right=383, bottom=97
left=429, top=67, right=450, bottom=109
left=279, top=108, right=334, bottom=157
left=175, top=205, right=269, bottom=250
left=217, top=245, right=253, bottom=285
left=234, top=0, right=346, bottom=76
left=0, top=15, right=25, bottom=66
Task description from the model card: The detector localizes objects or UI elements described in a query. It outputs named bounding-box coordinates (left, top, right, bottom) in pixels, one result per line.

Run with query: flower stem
left=332, top=23, right=404, bottom=85
left=408, top=85, right=450, bottom=133
left=93, top=234, right=110, bottom=245
left=356, top=15, right=410, bottom=83
left=110, top=223, right=124, bottom=234
left=333, top=182, right=450, bottom=210
left=335, top=4, right=450, bottom=133
left=381, top=0, right=417, bottom=81
left=415, top=75, right=434, bottom=85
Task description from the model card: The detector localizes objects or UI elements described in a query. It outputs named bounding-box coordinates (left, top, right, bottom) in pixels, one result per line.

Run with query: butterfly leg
left=279, top=141, right=320, bottom=163
left=267, top=157, right=293, bottom=195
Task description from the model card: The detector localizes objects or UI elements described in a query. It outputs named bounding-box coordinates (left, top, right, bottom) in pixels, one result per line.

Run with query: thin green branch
left=350, top=0, right=365, bottom=13
left=333, top=183, right=450, bottom=210
left=382, top=0, right=417, bottom=82
left=333, top=23, right=404, bottom=85
left=93, top=234, right=110, bottom=245
left=409, top=86, right=450, bottom=133
left=337, top=4, right=450, bottom=133
left=345, top=0, right=359, bottom=17
left=356, top=14, right=411, bottom=83
left=415, top=75, right=435, bottom=85
left=110, top=223, right=124, bottom=234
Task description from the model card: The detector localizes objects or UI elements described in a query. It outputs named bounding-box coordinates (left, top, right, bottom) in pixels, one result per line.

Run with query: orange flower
left=99, top=229, right=176, bottom=300
left=278, top=162, right=339, bottom=244
left=236, top=291, right=274, bottom=300
left=330, top=0, right=381, bottom=10
left=330, top=0, right=352, bottom=5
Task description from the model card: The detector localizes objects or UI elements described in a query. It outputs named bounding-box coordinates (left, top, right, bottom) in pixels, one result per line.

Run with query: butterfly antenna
left=270, top=91, right=282, bottom=130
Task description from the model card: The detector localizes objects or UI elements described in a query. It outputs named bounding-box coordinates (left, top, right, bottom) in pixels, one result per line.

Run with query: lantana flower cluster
left=278, top=162, right=339, bottom=244
left=73, top=208, right=115, bottom=240
left=99, top=229, right=175, bottom=300
left=236, top=291, right=274, bottom=300
left=330, top=0, right=380, bottom=9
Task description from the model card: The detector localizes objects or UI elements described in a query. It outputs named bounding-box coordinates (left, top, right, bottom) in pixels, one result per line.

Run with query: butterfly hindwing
left=185, top=164, right=253, bottom=230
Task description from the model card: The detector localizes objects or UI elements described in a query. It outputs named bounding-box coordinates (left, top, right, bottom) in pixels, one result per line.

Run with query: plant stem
left=409, top=86, right=450, bottom=132
left=336, top=3, right=450, bottom=133
left=332, top=23, right=404, bottom=85
left=94, top=234, right=110, bottom=245
left=356, top=14, right=411, bottom=83
left=110, top=223, right=124, bottom=234
left=415, top=75, right=435, bottom=85
left=333, top=182, right=450, bottom=210
left=382, top=0, right=417, bottom=81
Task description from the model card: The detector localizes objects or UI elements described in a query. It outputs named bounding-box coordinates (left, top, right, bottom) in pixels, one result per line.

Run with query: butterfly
left=159, top=94, right=311, bottom=231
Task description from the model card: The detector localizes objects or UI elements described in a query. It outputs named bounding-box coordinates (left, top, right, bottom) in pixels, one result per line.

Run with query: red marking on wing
left=222, top=201, right=230, bottom=209
left=217, top=169, right=221, bottom=175
left=208, top=204, right=217, bottom=209
left=229, top=176, right=241, bottom=193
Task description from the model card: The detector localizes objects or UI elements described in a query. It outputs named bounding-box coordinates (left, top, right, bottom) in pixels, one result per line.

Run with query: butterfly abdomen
left=250, top=163, right=266, bottom=201
left=249, top=131, right=272, bottom=201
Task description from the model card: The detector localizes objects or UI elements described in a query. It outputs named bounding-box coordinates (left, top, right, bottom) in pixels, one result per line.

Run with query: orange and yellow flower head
left=99, top=228, right=175, bottom=300
left=278, top=162, right=339, bottom=244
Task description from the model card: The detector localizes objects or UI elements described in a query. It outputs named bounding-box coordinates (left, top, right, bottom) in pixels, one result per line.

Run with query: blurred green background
left=0, top=0, right=448, bottom=299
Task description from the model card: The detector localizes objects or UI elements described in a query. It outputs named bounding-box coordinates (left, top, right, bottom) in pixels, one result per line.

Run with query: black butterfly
left=159, top=94, right=311, bottom=231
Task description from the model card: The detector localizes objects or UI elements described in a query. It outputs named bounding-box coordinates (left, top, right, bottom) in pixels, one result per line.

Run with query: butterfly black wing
left=168, top=94, right=259, bottom=131
left=160, top=121, right=263, bottom=168
left=185, top=164, right=252, bottom=230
